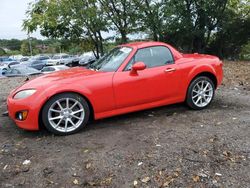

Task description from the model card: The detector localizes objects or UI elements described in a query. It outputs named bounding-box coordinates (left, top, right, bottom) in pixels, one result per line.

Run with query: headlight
left=13, top=89, right=36, bottom=99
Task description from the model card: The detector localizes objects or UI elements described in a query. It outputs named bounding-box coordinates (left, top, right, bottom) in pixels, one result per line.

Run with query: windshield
left=88, top=47, right=132, bottom=72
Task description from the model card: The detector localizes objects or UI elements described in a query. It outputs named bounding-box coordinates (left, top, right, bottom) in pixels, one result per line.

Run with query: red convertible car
left=7, top=42, right=223, bottom=135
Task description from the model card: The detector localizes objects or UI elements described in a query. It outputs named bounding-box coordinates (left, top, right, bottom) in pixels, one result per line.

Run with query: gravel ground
left=0, top=61, right=249, bottom=188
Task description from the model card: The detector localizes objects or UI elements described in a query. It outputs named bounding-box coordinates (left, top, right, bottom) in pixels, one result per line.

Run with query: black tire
left=186, top=76, right=215, bottom=110
left=42, top=93, right=90, bottom=135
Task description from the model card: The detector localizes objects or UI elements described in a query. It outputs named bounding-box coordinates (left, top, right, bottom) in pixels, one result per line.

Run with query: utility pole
left=28, top=33, right=33, bottom=56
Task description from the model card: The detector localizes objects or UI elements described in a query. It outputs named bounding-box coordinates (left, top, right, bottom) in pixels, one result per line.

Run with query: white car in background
left=46, top=54, right=71, bottom=66
left=59, top=55, right=79, bottom=66
left=41, top=65, right=69, bottom=74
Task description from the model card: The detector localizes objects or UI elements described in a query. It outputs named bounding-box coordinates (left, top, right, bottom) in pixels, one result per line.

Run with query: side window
left=125, top=46, right=174, bottom=70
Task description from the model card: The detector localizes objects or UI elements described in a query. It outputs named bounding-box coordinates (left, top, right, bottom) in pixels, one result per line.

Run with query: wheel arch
left=191, top=72, right=218, bottom=88
left=187, top=63, right=218, bottom=88
left=38, top=91, right=95, bottom=130
left=185, top=71, right=218, bottom=101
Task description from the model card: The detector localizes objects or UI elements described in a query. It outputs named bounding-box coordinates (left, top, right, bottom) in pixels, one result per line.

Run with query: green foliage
left=132, top=0, right=169, bottom=41
left=6, top=50, right=21, bottom=56
left=240, top=41, right=250, bottom=60
left=23, top=0, right=107, bottom=57
left=0, top=37, right=97, bottom=56
left=22, top=0, right=250, bottom=59
left=206, top=0, right=250, bottom=59
left=99, top=0, right=139, bottom=43
left=0, top=39, right=22, bottom=51
left=20, top=40, right=31, bottom=56
left=0, top=48, right=6, bottom=56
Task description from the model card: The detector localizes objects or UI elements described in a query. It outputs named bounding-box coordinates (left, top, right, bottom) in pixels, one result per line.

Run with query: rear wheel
left=186, top=76, right=215, bottom=110
left=42, top=93, right=90, bottom=135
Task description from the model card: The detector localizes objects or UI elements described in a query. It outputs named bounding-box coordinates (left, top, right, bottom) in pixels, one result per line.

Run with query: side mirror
left=130, top=62, right=146, bottom=75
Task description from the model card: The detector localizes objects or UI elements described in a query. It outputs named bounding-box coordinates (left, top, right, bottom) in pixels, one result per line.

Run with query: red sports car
left=7, top=42, right=223, bottom=135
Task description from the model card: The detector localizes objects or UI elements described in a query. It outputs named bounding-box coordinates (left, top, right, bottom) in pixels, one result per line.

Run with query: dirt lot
left=0, top=61, right=249, bottom=188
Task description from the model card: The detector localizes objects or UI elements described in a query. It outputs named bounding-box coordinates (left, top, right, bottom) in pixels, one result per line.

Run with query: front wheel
left=186, top=76, right=215, bottom=110
left=42, top=93, right=90, bottom=135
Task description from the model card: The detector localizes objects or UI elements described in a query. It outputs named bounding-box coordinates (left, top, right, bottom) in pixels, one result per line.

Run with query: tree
left=161, top=0, right=228, bottom=53
left=207, top=0, right=250, bottom=59
left=0, top=48, right=6, bottom=56
left=99, top=0, right=138, bottom=43
left=0, top=39, right=22, bottom=51
left=133, top=0, right=166, bottom=41
left=23, top=0, right=107, bottom=58
left=20, top=40, right=30, bottom=56
left=22, top=0, right=250, bottom=59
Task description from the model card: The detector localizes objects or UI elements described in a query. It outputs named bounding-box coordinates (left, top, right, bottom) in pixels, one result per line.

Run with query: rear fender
left=188, top=64, right=216, bottom=84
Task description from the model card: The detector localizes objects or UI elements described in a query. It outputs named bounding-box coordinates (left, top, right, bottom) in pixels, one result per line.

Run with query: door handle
left=165, top=68, right=176, bottom=73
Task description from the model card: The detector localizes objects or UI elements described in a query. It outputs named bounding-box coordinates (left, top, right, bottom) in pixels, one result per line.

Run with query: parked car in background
left=11, top=55, right=24, bottom=61
left=0, top=58, right=20, bottom=76
left=2, top=66, right=41, bottom=77
left=22, top=55, right=50, bottom=70
left=79, top=52, right=96, bottom=66
left=41, top=65, right=69, bottom=74
left=59, top=55, right=79, bottom=67
left=2, top=61, right=20, bottom=67
left=0, top=56, right=14, bottom=63
left=46, top=54, right=70, bottom=66
left=20, top=56, right=30, bottom=62
left=0, top=56, right=20, bottom=67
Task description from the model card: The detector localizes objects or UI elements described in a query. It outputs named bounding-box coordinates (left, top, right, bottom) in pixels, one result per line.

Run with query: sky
left=0, top=0, right=43, bottom=39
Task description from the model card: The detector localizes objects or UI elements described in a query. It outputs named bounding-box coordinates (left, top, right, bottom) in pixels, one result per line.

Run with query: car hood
left=16, top=67, right=101, bottom=90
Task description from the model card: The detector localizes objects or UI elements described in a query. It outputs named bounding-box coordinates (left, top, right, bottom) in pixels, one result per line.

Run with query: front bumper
left=7, top=95, right=40, bottom=131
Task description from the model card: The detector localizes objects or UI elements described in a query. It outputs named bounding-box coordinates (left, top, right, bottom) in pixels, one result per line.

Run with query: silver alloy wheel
left=191, top=80, right=214, bottom=108
left=48, top=98, right=85, bottom=133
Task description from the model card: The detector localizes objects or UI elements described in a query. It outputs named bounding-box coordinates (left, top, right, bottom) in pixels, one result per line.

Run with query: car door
left=113, top=46, right=180, bottom=109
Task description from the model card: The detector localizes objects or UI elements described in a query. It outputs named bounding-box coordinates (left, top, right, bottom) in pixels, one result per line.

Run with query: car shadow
left=13, top=98, right=228, bottom=138
left=13, top=103, right=187, bottom=138
left=84, top=103, right=188, bottom=131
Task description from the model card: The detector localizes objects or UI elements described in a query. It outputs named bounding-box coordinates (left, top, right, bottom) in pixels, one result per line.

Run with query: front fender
left=43, top=83, right=92, bottom=99
left=37, top=83, right=95, bottom=120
